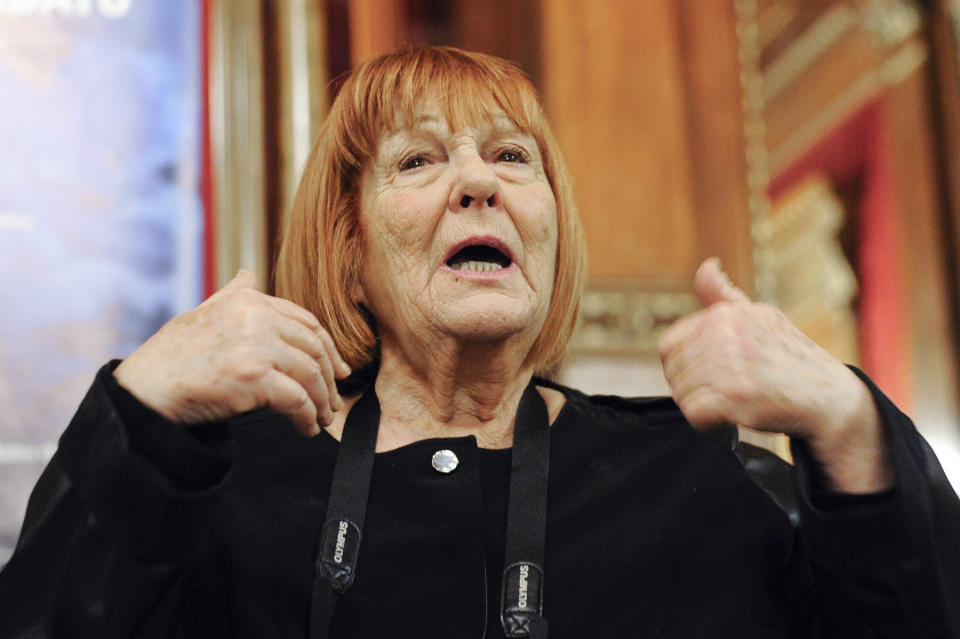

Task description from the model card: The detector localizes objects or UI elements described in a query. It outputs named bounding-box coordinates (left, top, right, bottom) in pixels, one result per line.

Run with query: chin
left=440, top=301, right=547, bottom=345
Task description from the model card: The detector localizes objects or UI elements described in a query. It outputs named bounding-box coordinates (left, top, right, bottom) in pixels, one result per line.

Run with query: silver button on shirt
left=431, top=449, right=459, bottom=474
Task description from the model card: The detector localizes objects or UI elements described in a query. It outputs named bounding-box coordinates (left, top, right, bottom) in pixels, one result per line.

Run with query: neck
left=371, top=332, right=536, bottom=450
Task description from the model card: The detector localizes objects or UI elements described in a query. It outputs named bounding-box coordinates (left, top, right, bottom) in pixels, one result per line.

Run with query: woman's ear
left=350, top=279, right=367, bottom=306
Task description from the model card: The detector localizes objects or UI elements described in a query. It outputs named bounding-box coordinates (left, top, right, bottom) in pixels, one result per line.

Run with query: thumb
left=694, top=258, right=750, bottom=307
left=221, top=269, right=260, bottom=292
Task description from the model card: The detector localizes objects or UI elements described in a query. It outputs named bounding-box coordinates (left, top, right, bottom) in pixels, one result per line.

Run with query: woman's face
left=355, top=101, right=558, bottom=351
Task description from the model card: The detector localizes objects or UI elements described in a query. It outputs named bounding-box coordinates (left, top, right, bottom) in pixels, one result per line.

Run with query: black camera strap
left=308, top=380, right=550, bottom=639
left=500, top=382, right=550, bottom=638
left=309, top=385, right=380, bottom=639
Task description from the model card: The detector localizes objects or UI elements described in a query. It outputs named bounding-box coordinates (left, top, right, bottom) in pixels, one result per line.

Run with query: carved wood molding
left=735, top=0, right=928, bottom=304
left=860, top=0, right=923, bottom=47
left=569, top=283, right=699, bottom=355
left=735, top=0, right=777, bottom=303
left=768, top=38, right=928, bottom=174
left=763, top=4, right=858, bottom=104
left=768, top=176, right=858, bottom=351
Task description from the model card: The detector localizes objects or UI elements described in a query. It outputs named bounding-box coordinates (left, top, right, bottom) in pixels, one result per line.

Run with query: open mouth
left=446, top=244, right=512, bottom=272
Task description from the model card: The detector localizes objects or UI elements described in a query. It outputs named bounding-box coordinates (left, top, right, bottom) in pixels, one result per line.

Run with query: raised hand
left=658, top=258, right=894, bottom=492
left=114, top=271, right=352, bottom=436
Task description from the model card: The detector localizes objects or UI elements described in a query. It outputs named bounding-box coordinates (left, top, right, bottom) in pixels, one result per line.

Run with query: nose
left=449, top=151, right=500, bottom=211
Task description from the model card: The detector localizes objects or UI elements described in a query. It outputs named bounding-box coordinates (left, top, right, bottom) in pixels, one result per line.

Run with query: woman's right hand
left=113, top=270, right=352, bottom=436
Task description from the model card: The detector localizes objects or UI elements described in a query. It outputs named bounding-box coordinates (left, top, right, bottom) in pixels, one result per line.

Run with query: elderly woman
left=1, top=46, right=958, bottom=638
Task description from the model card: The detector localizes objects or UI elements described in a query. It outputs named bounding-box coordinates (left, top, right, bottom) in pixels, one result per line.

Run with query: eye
left=400, top=155, right=429, bottom=171
left=496, top=146, right=529, bottom=164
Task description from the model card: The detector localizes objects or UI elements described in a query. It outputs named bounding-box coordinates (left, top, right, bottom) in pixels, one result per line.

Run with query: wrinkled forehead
left=387, top=106, right=523, bottom=143
left=377, top=84, right=536, bottom=142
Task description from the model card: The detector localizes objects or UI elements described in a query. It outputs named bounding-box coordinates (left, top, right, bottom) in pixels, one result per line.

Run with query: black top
left=1, top=362, right=959, bottom=638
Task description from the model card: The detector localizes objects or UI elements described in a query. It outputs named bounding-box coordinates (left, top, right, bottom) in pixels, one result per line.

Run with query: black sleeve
left=788, top=367, right=960, bottom=638
left=0, top=362, right=236, bottom=639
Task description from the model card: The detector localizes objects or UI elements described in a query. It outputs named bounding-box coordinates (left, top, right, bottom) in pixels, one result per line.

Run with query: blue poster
left=0, top=0, right=203, bottom=561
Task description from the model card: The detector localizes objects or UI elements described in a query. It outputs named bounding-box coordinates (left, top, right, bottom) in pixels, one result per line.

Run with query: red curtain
left=201, top=0, right=217, bottom=298
left=768, top=100, right=911, bottom=409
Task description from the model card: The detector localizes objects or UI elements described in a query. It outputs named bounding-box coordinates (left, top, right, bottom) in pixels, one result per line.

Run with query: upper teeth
left=450, top=260, right=505, bottom=272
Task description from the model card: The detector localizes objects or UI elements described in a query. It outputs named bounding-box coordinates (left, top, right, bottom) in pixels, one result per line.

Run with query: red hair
left=275, top=46, right=586, bottom=375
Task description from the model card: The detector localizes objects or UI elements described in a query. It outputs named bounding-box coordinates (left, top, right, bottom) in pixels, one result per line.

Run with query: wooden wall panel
left=541, top=1, right=699, bottom=281
left=349, top=0, right=405, bottom=64
left=884, top=67, right=959, bottom=428
left=928, top=0, right=960, bottom=384
left=677, top=0, right=755, bottom=294
left=455, top=0, right=541, bottom=84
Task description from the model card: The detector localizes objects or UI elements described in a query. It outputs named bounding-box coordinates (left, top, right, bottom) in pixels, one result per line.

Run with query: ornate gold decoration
left=757, top=2, right=799, bottom=50
left=860, top=0, right=923, bottom=47
left=763, top=5, right=858, bottom=104
left=762, top=1, right=921, bottom=107
left=768, top=38, right=928, bottom=174
left=569, top=285, right=699, bottom=355
left=769, top=178, right=856, bottom=320
left=769, top=176, right=860, bottom=363
left=735, top=0, right=777, bottom=303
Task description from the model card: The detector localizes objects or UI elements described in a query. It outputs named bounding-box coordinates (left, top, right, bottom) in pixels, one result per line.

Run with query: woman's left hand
left=658, top=258, right=895, bottom=493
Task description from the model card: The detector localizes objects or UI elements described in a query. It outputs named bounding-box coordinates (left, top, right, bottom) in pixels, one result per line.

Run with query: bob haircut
left=275, top=45, right=586, bottom=377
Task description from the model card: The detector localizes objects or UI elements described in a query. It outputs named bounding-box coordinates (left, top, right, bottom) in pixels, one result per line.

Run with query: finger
left=673, top=383, right=732, bottom=431
left=660, top=334, right=706, bottom=392
left=264, top=297, right=351, bottom=377
left=274, top=315, right=328, bottom=360
left=661, top=302, right=748, bottom=386
left=657, top=309, right=707, bottom=365
left=660, top=318, right=734, bottom=410
left=273, top=319, right=344, bottom=410
left=694, top=258, right=750, bottom=307
left=315, top=327, right=352, bottom=379
left=273, top=343, right=337, bottom=424
left=266, top=295, right=322, bottom=331
left=665, top=348, right=725, bottom=409
left=261, top=369, right=320, bottom=436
